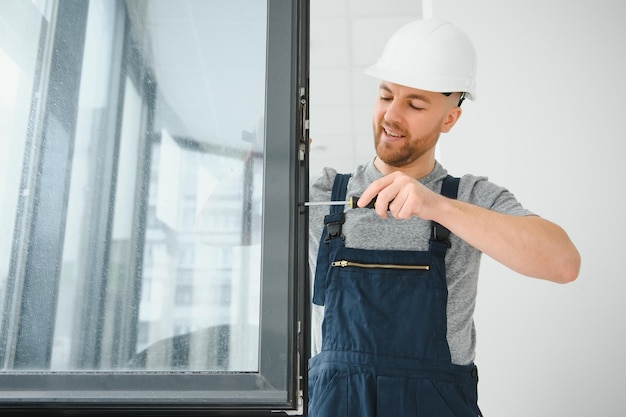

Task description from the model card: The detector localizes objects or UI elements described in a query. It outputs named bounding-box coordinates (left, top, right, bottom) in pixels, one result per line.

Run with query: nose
left=383, top=98, right=403, bottom=125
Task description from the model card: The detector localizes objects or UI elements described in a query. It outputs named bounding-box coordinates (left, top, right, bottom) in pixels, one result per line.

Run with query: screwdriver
left=303, top=196, right=377, bottom=209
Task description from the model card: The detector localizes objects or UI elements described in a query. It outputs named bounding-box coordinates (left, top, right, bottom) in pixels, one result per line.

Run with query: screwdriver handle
left=349, top=196, right=377, bottom=209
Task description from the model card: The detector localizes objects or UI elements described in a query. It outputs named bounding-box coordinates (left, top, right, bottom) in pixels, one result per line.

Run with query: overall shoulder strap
left=440, top=175, right=460, bottom=200
left=323, top=173, right=351, bottom=241
left=329, top=173, right=351, bottom=213
left=312, top=173, right=351, bottom=305
left=431, top=175, right=460, bottom=248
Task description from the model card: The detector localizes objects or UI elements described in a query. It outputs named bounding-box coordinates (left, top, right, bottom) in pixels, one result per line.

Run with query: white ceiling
left=309, top=0, right=423, bottom=175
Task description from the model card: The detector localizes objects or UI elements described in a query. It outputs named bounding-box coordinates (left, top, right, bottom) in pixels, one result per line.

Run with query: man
left=307, top=19, right=580, bottom=416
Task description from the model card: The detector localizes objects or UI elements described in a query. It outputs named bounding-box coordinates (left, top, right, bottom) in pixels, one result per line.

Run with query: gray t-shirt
left=309, top=159, right=533, bottom=365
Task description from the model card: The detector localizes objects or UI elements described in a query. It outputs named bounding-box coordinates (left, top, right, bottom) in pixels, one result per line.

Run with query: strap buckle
left=432, top=222, right=452, bottom=247
left=324, top=213, right=345, bottom=242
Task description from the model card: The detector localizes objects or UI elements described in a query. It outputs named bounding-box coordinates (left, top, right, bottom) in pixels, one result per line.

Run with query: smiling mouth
left=383, top=126, right=405, bottom=139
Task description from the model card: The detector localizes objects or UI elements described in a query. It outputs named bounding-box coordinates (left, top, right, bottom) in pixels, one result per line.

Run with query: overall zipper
left=331, top=260, right=430, bottom=271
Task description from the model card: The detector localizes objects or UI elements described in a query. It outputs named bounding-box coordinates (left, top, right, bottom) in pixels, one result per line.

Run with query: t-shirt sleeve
left=459, top=175, right=534, bottom=217
left=308, top=167, right=338, bottom=279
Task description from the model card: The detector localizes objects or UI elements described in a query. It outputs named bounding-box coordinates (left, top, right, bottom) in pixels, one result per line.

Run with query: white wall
left=309, top=0, right=422, bottom=175
left=433, top=1, right=626, bottom=416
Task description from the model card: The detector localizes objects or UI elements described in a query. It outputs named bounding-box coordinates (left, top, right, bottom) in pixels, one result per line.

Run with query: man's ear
left=441, top=106, right=462, bottom=133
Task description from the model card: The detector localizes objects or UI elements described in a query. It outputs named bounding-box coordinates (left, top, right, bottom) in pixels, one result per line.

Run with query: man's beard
left=373, top=122, right=438, bottom=168
left=375, top=137, right=425, bottom=167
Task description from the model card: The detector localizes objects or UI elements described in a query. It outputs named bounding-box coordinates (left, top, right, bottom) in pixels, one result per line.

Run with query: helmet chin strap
left=442, top=91, right=466, bottom=107
left=457, top=92, right=466, bottom=107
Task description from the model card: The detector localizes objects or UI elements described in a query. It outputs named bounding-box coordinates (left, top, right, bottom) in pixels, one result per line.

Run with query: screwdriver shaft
left=303, top=196, right=376, bottom=209
left=303, top=201, right=350, bottom=206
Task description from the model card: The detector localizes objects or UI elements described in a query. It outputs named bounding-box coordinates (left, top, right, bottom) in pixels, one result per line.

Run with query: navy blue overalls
left=309, top=174, right=482, bottom=417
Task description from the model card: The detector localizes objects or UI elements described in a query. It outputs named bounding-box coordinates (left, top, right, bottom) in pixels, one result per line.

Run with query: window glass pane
left=0, top=0, right=45, bottom=342
left=3, top=0, right=267, bottom=372
left=0, top=0, right=303, bottom=408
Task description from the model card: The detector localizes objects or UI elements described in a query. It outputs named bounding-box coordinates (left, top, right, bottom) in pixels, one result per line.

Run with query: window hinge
left=299, top=87, right=308, bottom=161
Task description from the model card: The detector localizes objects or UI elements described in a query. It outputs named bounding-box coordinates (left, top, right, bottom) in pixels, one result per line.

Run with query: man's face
left=372, top=82, right=461, bottom=168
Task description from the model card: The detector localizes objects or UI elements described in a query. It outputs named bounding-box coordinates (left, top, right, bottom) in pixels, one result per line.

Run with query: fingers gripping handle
left=350, top=196, right=376, bottom=209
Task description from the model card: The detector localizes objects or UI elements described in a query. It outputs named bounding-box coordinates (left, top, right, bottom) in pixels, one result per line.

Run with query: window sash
left=0, top=0, right=309, bottom=414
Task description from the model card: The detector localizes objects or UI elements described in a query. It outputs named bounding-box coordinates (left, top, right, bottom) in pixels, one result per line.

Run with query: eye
left=408, top=102, right=424, bottom=111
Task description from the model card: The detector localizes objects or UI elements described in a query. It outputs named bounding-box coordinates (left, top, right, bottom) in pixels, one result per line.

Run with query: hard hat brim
left=364, top=63, right=477, bottom=101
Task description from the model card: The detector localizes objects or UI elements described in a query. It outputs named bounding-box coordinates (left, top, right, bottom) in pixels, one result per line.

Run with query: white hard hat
left=364, top=19, right=477, bottom=101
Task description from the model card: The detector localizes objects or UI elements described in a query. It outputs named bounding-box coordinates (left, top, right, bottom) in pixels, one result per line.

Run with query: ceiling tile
left=347, top=0, right=421, bottom=16
left=310, top=68, right=352, bottom=106
left=351, top=16, right=421, bottom=67
left=310, top=17, right=351, bottom=69
left=309, top=105, right=353, bottom=137
left=351, top=68, right=379, bottom=105
left=311, top=0, right=348, bottom=18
